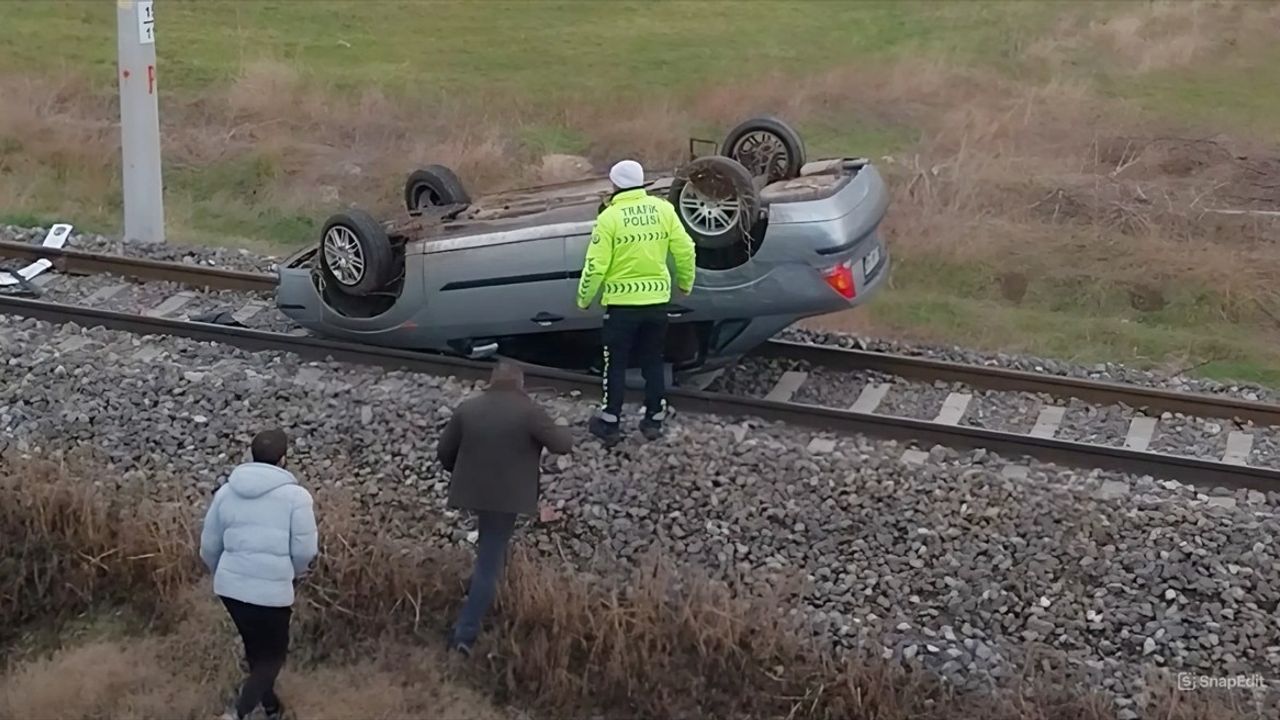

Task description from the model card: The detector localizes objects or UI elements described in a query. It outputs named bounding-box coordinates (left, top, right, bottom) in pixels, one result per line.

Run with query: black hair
left=251, top=428, right=289, bottom=465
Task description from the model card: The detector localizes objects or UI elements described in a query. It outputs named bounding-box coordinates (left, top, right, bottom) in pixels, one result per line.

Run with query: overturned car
left=275, top=117, right=891, bottom=384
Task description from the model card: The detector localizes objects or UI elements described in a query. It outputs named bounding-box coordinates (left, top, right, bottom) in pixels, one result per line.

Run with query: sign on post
left=116, top=0, right=165, bottom=243
left=137, top=1, right=155, bottom=44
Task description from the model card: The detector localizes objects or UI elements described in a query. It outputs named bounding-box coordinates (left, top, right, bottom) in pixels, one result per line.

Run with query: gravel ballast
left=2, top=314, right=1279, bottom=717
left=712, top=355, right=1280, bottom=465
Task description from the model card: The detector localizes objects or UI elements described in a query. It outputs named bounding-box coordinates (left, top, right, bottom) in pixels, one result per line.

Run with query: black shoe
left=263, top=701, right=286, bottom=720
left=639, top=417, right=663, bottom=441
left=588, top=416, right=621, bottom=445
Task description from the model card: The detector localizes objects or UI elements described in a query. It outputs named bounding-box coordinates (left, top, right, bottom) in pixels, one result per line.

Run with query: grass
left=0, top=1, right=1061, bottom=97
left=847, top=252, right=1280, bottom=385
left=3, top=1, right=1280, bottom=385
left=854, top=287, right=1280, bottom=387
left=1116, top=49, right=1280, bottom=138
left=1, top=453, right=1257, bottom=720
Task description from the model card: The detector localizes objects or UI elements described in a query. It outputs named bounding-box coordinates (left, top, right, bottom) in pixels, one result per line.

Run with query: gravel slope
left=2, top=314, right=1278, bottom=718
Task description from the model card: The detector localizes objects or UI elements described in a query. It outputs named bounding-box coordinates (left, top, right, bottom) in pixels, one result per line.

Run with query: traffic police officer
left=577, top=159, right=696, bottom=443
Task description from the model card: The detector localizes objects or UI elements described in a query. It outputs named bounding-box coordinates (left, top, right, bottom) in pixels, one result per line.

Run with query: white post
left=116, top=0, right=165, bottom=244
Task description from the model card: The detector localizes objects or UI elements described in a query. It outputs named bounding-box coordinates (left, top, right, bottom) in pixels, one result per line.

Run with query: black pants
left=221, top=596, right=291, bottom=718
left=601, top=304, right=668, bottom=420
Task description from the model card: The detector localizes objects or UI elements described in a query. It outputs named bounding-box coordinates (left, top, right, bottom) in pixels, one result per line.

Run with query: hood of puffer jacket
left=226, top=462, right=298, bottom=499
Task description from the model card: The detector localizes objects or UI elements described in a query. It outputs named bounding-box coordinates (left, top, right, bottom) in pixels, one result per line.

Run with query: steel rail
left=0, top=240, right=276, bottom=292
left=1, top=294, right=1277, bottom=492
left=6, top=241, right=1280, bottom=428
left=755, top=340, right=1280, bottom=427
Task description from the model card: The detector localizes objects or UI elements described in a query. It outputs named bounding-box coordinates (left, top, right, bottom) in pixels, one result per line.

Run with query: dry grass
left=3, top=1, right=1280, bottom=378
left=1, top=451, right=1264, bottom=720
left=1029, top=1, right=1280, bottom=75
left=0, top=613, right=509, bottom=720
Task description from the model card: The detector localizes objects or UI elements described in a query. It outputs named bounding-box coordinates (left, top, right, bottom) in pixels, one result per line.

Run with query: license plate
left=862, top=247, right=882, bottom=275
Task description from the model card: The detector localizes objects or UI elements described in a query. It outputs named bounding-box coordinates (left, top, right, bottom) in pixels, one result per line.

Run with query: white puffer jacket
left=198, top=462, right=318, bottom=608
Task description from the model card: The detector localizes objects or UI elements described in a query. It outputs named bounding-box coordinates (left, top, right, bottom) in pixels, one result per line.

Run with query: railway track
left=5, top=237, right=1280, bottom=491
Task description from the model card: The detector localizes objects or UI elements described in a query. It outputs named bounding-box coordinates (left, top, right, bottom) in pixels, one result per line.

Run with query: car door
left=556, top=229, right=605, bottom=332
left=422, top=233, right=574, bottom=342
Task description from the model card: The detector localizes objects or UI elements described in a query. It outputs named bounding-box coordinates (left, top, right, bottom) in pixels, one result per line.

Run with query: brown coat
left=437, top=387, right=573, bottom=516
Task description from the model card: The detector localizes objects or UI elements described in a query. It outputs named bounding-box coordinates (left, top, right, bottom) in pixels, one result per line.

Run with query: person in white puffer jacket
left=200, top=428, right=318, bottom=720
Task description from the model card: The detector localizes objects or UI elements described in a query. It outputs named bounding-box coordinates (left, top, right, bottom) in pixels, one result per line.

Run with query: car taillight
left=822, top=261, right=856, bottom=299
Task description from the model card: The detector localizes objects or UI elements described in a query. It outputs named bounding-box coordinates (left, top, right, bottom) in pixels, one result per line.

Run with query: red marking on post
left=122, top=69, right=131, bottom=80
left=147, top=65, right=155, bottom=94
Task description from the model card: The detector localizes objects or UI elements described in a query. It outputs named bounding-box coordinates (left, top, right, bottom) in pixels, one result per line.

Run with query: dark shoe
left=263, top=701, right=286, bottom=720
left=639, top=417, right=663, bottom=441
left=588, top=416, right=621, bottom=445
left=445, top=628, right=474, bottom=658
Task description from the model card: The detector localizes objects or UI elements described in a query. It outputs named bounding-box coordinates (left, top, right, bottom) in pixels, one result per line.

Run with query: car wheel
left=668, top=155, right=761, bottom=251
left=319, top=209, right=394, bottom=296
left=720, top=116, right=806, bottom=183
left=404, top=165, right=471, bottom=212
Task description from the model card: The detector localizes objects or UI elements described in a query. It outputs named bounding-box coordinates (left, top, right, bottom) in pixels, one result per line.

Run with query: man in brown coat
left=437, top=361, right=573, bottom=654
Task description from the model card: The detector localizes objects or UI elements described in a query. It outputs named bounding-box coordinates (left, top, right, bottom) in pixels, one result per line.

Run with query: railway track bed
left=4, top=228, right=1279, bottom=717
left=5, top=232, right=1280, bottom=492
left=709, top=355, right=1280, bottom=472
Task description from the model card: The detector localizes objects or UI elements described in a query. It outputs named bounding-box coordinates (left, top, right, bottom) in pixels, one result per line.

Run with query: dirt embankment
left=1, top=454, right=1255, bottom=720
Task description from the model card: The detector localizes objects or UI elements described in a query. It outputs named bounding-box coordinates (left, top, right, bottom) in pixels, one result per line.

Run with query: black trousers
left=601, top=304, right=668, bottom=420
left=221, top=596, right=291, bottom=718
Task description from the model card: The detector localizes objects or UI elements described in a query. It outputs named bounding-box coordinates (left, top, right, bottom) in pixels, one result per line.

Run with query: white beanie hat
left=609, top=159, right=644, bottom=189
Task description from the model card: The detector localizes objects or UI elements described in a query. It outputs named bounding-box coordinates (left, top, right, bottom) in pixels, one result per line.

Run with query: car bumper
left=275, top=267, right=434, bottom=349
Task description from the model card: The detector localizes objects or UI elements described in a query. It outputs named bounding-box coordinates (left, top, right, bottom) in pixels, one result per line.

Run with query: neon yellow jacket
left=576, top=188, right=697, bottom=309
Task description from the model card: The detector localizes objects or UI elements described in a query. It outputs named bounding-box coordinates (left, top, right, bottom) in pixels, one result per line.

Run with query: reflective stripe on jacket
left=576, top=188, right=696, bottom=308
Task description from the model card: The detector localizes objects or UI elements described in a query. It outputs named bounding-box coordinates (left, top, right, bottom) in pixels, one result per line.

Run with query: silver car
left=275, top=117, right=891, bottom=384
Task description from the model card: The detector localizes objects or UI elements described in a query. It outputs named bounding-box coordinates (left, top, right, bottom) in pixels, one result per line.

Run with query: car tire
left=668, top=155, right=761, bottom=252
left=404, top=164, right=471, bottom=211
left=319, top=209, right=394, bottom=296
left=719, top=116, right=806, bottom=183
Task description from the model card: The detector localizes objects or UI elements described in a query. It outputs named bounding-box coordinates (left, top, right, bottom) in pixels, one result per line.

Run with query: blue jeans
left=450, top=511, right=518, bottom=647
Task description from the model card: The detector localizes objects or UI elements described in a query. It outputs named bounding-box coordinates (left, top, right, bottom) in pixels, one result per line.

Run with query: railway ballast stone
left=2, top=318, right=1280, bottom=715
